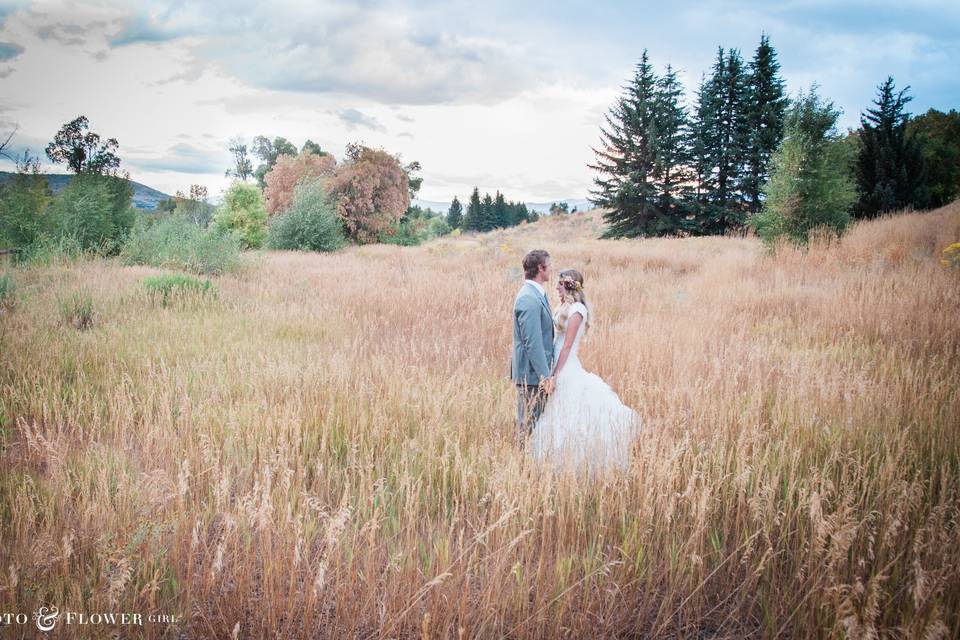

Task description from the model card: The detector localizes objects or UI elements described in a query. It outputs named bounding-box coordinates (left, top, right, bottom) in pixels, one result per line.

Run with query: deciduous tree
left=252, top=136, right=298, bottom=187
left=750, top=87, right=856, bottom=245
left=327, top=145, right=409, bottom=243
left=909, top=108, right=960, bottom=207
left=225, top=137, right=253, bottom=182
left=45, top=116, right=121, bottom=175
left=263, top=152, right=337, bottom=216
left=214, top=182, right=267, bottom=248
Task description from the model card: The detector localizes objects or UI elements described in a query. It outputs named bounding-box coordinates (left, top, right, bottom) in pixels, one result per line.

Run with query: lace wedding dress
left=530, top=302, right=642, bottom=475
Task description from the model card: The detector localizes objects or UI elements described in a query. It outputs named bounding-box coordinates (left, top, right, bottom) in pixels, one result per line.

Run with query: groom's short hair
left=523, top=250, right=550, bottom=279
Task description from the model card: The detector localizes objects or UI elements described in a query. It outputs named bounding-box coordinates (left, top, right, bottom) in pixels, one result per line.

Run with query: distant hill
left=0, top=172, right=172, bottom=210
left=413, top=197, right=594, bottom=215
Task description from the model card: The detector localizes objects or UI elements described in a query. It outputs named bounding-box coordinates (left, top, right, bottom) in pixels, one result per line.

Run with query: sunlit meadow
left=1, top=203, right=959, bottom=638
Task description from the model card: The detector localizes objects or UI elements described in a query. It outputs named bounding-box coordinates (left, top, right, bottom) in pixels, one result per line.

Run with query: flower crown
left=560, top=277, right=582, bottom=291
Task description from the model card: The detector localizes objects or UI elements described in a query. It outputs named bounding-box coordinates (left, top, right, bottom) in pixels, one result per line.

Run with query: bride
left=530, top=269, right=642, bottom=475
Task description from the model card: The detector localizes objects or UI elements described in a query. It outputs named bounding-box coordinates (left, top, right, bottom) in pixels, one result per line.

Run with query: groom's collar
left=525, top=279, right=545, bottom=297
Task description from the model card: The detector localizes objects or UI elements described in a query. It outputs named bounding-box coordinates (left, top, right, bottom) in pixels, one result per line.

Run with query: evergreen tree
left=480, top=193, right=495, bottom=231
left=463, top=187, right=482, bottom=231
left=688, top=73, right=720, bottom=233
left=504, top=201, right=517, bottom=225
left=650, top=64, right=694, bottom=233
left=743, top=35, right=788, bottom=214
left=716, top=48, right=751, bottom=229
left=854, top=77, right=928, bottom=217
left=589, top=50, right=660, bottom=238
left=493, top=191, right=510, bottom=227
left=446, top=196, right=463, bottom=229
left=516, top=203, right=531, bottom=224
left=688, top=48, right=751, bottom=234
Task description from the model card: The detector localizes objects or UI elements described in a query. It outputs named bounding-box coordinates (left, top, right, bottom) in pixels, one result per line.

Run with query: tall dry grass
left=1, top=203, right=959, bottom=638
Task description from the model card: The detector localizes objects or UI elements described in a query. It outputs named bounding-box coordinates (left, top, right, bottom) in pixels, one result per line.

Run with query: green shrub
left=20, top=234, right=87, bottom=266
left=174, top=198, right=216, bottom=228
left=378, top=213, right=451, bottom=246
left=0, top=173, right=52, bottom=249
left=47, top=174, right=136, bottom=254
left=378, top=219, right=422, bottom=246
left=267, top=180, right=345, bottom=252
left=142, top=273, right=216, bottom=308
left=426, top=216, right=451, bottom=238
left=58, top=290, right=94, bottom=330
left=0, top=272, right=14, bottom=312
left=121, top=214, right=243, bottom=275
left=214, top=182, right=267, bottom=249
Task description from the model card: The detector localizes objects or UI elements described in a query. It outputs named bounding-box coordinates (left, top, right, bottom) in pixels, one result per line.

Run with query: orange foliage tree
left=327, top=144, right=409, bottom=243
left=263, top=152, right=337, bottom=216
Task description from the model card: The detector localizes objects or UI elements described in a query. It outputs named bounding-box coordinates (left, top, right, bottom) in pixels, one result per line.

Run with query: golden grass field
left=1, top=202, right=959, bottom=638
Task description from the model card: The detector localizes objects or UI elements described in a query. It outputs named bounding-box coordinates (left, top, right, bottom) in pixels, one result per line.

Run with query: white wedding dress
left=530, top=302, right=642, bottom=475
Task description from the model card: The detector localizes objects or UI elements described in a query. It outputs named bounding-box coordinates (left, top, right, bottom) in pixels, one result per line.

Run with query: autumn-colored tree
left=263, top=152, right=337, bottom=216
left=327, top=145, right=409, bottom=244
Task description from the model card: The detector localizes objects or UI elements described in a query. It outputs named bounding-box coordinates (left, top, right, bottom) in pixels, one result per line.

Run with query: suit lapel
left=526, top=282, right=551, bottom=315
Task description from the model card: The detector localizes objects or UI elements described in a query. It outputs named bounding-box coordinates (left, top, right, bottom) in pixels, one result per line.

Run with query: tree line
left=592, top=36, right=960, bottom=243
left=0, top=116, right=455, bottom=261
left=220, top=135, right=449, bottom=248
left=445, top=188, right=539, bottom=232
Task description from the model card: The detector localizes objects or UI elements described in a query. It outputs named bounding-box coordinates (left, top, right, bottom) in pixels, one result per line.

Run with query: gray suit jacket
left=511, top=282, right=555, bottom=385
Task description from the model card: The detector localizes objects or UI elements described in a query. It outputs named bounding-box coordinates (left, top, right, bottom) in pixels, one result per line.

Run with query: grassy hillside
left=1, top=203, right=958, bottom=638
left=0, top=171, right=172, bottom=210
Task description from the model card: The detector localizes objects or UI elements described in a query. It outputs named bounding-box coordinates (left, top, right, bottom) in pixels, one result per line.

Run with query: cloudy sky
left=0, top=0, right=957, bottom=203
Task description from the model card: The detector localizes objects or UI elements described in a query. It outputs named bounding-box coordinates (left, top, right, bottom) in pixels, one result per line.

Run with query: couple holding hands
left=510, top=249, right=641, bottom=475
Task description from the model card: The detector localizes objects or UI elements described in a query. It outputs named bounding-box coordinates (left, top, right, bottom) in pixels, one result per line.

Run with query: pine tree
left=518, top=203, right=532, bottom=224
left=688, top=73, right=721, bottom=233
left=716, top=48, right=751, bottom=229
left=650, top=64, right=694, bottom=234
left=688, top=48, right=751, bottom=234
left=589, top=50, right=660, bottom=238
left=464, top=187, right=482, bottom=231
left=743, top=35, right=788, bottom=214
left=493, top=191, right=509, bottom=227
left=506, top=200, right=525, bottom=226
left=480, top=193, right=495, bottom=231
left=855, top=77, right=928, bottom=218
left=447, top=196, right=463, bottom=229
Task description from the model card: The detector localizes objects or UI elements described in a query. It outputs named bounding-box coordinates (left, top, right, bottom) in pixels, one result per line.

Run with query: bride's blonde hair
left=556, top=269, right=592, bottom=332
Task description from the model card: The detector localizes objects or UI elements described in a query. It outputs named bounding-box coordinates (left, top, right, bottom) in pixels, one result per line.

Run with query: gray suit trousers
left=516, top=382, right=547, bottom=445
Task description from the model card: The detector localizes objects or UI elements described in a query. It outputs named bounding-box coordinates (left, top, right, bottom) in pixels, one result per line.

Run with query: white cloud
left=0, top=0, right=956, bottom=203
left=104, top=1, right=540, bottom=105
left=335, top=108, right=387, bottom=133
left=126, top=142, right=227, bottom=174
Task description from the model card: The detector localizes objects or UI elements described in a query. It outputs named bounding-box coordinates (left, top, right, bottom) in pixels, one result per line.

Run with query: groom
left=511, top=249, right=556, bottom=446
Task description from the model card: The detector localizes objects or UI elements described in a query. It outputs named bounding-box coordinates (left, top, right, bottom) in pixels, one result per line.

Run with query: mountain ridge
left=0, top=171, right=171, bottom=210
left=412, top=198, right=593, bottom=215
